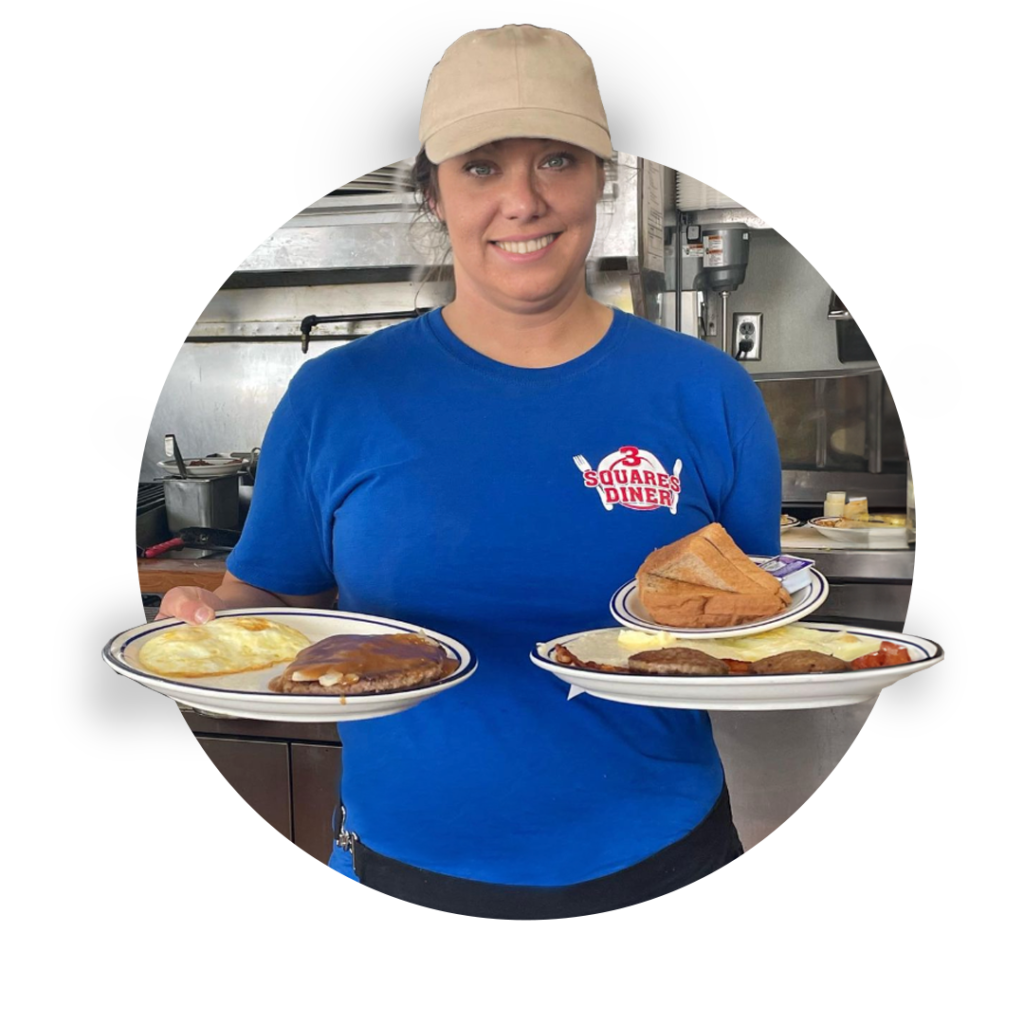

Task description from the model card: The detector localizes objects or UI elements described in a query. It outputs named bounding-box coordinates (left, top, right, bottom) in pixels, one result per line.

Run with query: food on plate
left=139, top=616, right=311, bottom=678
left=636, top=523, right=791, bottom=627
left=627, top=648, right=729, bottom=676
left=849, top=641, right=912, bottom=669
left=844, top=496, right=869, bottom=520
left=270, top=633, right=456, bottom=695
left=750, top=650, right=848, bottom=674
left=551, top=625, right=912, bottom=677
left=816, top=515, right=906, bottom=530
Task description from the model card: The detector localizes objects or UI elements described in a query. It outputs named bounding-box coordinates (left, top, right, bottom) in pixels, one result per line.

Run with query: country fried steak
left=270, top=633, right=455, bottom=695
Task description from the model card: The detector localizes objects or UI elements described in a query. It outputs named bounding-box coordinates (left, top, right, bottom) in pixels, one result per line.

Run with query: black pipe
left=299, top=308, right=430, bottom=353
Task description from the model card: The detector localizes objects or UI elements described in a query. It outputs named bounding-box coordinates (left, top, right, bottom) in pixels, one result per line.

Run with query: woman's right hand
left=156, top=586, right=230, bottom=624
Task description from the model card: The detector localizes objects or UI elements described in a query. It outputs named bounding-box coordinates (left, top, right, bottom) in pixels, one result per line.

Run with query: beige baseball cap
left=419, top=24, right=613, bottom=164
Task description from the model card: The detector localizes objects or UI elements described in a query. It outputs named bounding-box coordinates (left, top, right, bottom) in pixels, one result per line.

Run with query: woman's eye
left=543, top=153, right=575, bottom=170
left=465, top=163, right=495, bottom=177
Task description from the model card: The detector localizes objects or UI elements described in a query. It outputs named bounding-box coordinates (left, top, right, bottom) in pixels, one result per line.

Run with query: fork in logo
left=573, top=454, right=612, bottom=510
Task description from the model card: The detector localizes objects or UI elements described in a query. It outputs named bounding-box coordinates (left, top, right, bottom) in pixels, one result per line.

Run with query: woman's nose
left=498, top=166, right=547, bottom=220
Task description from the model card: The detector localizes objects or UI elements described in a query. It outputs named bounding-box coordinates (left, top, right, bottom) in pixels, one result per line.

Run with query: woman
left=160, top=24, right=782, bottom=918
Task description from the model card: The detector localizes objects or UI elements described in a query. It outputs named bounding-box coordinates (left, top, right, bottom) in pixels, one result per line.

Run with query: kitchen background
left=138, top=153, right=913, bottom=863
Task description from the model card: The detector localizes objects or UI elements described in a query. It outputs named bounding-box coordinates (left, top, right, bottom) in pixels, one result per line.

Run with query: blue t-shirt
left=227, top=307, right=781, bottom=886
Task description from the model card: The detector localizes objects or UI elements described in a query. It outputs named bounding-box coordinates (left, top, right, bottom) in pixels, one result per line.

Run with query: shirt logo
left=573, top=446, right=682, bottom=513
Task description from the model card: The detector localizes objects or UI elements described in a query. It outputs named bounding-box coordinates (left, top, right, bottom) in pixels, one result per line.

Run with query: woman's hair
left=412, top=147, right=444, bottom=232
left=410, top=148, right=452, bottom=297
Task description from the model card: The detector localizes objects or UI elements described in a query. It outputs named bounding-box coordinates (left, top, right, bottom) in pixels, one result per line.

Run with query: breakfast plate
left=780, top=514, right=802, bottom=532
left=610, top=559, right=829, bottom=639
left=531, top=623, right=943, bottom=711
left=102, top=608, right=476, bottom=722
left=806, top=516, right=908, bottom=547
left=157, top=456, right=244, bottom=479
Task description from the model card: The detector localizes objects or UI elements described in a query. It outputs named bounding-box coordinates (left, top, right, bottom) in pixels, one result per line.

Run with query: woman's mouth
left=491, top=233, right=560, bottom=255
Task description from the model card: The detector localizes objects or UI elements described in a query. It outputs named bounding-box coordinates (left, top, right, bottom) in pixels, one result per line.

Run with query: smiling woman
left=430, top=138, right=612, bottom=364
left=156, top=23, right=784, bottom=919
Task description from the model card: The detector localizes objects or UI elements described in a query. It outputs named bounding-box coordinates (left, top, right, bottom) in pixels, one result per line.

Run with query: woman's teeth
left=493, top=234, right=557, bottom=254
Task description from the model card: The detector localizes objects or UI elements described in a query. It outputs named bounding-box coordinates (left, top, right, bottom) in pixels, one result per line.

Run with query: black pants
left=351, top=785, right=744, bottom=920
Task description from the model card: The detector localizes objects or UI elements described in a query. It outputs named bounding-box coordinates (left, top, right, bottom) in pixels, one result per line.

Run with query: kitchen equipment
left=156, top=456, right=244, bottom=479
left=162, top=474, right=239, bottom=534
left=699, top=224, right=750, bottom=294
left=164, top=433, right=188, bottom=479
left=140, top=527, right=242, bottom=559
left=676, top=173, right=744, bottom=214
left=136, top=483, right=170, bottom=550
left=689, top=223, right=750, bottom=352
left=909, top=438, right=917, bottom=544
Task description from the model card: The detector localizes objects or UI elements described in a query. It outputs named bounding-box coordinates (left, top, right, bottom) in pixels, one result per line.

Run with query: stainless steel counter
left=786, top=546, right=914, bottom=582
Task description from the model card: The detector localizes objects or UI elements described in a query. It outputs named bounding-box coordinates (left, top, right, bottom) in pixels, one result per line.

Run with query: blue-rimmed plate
left=102, top=608, right=476, bottom=722
left=610, top=558, right=829, bottom=639
left=780, top=514, right=802, bottom=532
left=531, top=623, right=944, bottom=711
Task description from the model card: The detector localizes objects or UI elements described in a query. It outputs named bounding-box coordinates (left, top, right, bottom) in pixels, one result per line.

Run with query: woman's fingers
left=156, top=586, right=226, bottom=624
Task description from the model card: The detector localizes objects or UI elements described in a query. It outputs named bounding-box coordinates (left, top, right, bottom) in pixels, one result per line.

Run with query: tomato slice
left=850, top=651, right=883, bottom=669
left=878, top=641, right=912, bottom=666
left=850, top=642, right=912, bottom=669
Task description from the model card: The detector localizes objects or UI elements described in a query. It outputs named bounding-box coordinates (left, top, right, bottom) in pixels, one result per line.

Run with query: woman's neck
left=440, top=286, right=614, bottom=369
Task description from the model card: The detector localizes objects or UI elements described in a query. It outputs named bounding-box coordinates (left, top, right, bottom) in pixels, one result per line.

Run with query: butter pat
left=759, top=555, right=815, bottom=594
left=617, top=629, right=678, bottom=650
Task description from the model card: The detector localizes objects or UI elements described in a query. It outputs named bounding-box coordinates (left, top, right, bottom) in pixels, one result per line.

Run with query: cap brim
left=424, top=108, right=613, bottom=163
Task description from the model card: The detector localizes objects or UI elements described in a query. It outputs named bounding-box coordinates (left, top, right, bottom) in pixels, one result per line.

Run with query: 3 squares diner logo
left=573, top=446, right=682, bottom=513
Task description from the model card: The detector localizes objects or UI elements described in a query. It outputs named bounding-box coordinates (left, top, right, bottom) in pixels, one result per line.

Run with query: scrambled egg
left=568, top=625, right=881, bottom=668
left=139, top=616, right=311, bottom=678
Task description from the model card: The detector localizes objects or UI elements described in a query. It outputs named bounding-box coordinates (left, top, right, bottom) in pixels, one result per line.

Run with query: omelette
left=563, top=625, right=889, bottom=670
left=139, top=616, right=311, bottom=678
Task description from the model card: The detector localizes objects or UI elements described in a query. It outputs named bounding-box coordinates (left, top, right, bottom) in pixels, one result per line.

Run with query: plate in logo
left=576, top=446, right=682, bottom=513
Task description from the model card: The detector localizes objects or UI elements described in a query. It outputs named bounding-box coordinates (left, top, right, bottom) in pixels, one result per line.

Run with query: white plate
left=610, top=559, right=829, bottom=639
left=780, top=515, right=802, bottom=533
left=157, top=457, right=243, bottom=479
left=102, top=608, right=477, bottom=722
left=531, top=623, right=943, bottom=711
left=807, top=516, right=908, bottom=546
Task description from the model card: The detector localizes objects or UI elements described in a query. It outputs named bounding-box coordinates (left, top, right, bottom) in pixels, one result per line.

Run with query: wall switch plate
left=733, top=313, right=763, bottom=360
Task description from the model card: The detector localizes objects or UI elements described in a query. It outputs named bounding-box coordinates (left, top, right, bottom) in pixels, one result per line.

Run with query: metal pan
left=139, top=526, right=242, bottom=559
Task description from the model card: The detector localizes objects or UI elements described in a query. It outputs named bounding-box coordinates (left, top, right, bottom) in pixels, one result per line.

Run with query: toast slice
left=638, top=574, right=789, bottom=628
left=636, top=523, right=790, bottom=628
left=638, top=523, right=786, bottom=598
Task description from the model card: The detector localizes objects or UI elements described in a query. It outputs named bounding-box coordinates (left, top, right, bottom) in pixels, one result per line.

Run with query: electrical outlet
left=733, top=313, right=763, bottom=360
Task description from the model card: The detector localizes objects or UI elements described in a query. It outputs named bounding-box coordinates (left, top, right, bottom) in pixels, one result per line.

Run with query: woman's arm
left=157, top=569, right=337, bottom=624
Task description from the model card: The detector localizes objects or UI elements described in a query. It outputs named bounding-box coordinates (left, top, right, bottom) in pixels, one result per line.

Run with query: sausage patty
left=750, top=650, right=849, bottom=675
left=627, top=647, right=730, bottom=676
